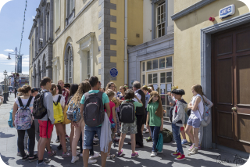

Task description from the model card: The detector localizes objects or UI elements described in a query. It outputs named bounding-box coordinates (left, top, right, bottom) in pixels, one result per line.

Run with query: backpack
left=156, top=133, right=163, bottom=152
left=119, top=100, right=135, bottom=123
left=67, top=101, right=81, bottom=123
left=83, top=92, right=104, bottom=127
left=62, top=104, right=71, bottom=124
left=14, top=96, right=33, bottom=130
left=33, top=91, right=48, bottom=119
left=53, top=95, right=64, bottom=124
left=162, top=128, right=173, bottom=143
left=198, top=97, right=212, bottom=127
left=8, top=109, right=14, bottom=128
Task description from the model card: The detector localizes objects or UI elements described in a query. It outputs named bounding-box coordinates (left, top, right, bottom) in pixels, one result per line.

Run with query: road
left=0, top=94, right=248, bottom=167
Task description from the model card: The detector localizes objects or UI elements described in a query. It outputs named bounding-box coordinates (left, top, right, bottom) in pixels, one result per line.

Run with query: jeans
left=79, top=132, right=94, bottom=155
left=83, top=126, right=101, bottom=150
left=150, top=126, right=160, bottom=152
left=17, top=131, right=30, bottom=153
left=17, top=122, right=35, bottom=157
left=172, top=123, right=184, bottom=154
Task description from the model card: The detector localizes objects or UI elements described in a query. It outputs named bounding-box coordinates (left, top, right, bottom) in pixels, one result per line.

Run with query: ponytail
left=17, top=85, right=31, bottom=94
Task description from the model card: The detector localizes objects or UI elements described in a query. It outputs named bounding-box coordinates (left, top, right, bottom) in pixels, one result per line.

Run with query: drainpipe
left=124, top=0, right=128, bottom=85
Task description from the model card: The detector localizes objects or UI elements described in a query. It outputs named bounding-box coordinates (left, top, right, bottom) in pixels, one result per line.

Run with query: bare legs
left=118, top=133, right=136, bottom=154
left=55, top=123, right=67, bottom=153
left=185, top=125, right=199, bottom=147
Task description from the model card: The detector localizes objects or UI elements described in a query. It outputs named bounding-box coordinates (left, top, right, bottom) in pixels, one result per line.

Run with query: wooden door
left=212, top=23, right=250, bottom=153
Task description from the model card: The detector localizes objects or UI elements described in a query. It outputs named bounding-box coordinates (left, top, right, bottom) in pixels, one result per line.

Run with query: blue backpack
left=156, top=133, right=163, bottom=152
left=8, top=109, right=14, bottom=128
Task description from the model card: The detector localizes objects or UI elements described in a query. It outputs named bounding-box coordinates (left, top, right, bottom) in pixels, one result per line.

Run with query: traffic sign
left=110, top=68, right=118, bottom=77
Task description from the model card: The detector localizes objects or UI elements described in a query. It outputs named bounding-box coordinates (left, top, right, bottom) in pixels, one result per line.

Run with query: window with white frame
left=157, top=2, right=165, bottom=38
left=65, top=46, right=73, bottom=84
left=141, top=56, right=173, bottom=119
left=87, top=51, right=91, bottom=79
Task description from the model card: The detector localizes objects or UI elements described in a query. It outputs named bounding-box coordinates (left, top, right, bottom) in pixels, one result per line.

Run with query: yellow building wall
left=173, top=0, right=249, bottom=101
left=53, top=0, right=102, bottom=84
left=110, top=0, right=143, bottom=87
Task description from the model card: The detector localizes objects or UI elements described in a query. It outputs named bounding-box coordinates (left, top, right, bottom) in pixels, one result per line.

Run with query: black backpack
left=33, top=91, right=48, bottom=119
left=119, top=100, right=135, bottom=123
left=83, top=92, right=104, bottom=127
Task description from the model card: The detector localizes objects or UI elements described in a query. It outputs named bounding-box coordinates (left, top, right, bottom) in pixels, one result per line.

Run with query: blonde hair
left=17, top=85, right=31, bottom=94
left=105, top=89, right=115, bottom=98
left=71, top=81, right=91, bottom=104
left=192, top=84, right=205, bottom=101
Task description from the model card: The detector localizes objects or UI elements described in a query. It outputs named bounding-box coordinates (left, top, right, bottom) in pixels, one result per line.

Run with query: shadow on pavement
left=0, top=132, right=15, bottom=138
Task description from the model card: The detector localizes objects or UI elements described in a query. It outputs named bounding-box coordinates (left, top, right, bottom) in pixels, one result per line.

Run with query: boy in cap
left=170, top=89, right=187, bottom=161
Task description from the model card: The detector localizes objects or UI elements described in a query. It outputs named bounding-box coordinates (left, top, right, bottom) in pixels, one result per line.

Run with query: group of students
left=11, top=75, right=213, bottom=167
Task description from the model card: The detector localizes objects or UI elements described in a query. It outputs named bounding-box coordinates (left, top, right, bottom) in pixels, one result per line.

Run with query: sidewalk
left=0, top=94, right=248, bottom=167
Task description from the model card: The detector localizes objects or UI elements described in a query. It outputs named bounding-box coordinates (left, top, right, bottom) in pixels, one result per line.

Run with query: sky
left=0, top=0, right=40, bottom=82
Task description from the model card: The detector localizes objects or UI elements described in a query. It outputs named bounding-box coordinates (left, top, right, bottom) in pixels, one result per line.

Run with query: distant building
left=8, top=74, right=29, bottom=88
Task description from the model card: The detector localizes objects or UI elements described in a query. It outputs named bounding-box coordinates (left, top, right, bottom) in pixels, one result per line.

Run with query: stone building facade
left=29, top=0, right=53, bottom=87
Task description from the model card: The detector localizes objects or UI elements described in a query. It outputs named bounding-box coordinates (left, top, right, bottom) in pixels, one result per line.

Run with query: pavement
left=0, top=94, right=249, bottom=167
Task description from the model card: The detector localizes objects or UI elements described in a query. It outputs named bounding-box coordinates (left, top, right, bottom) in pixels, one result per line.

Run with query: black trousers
left=17, top=122, right=35, bottom=157
left=136, top=114, right=144, bottom=146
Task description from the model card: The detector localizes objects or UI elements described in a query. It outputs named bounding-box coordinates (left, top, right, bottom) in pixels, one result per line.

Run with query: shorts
left=121, top=120, right=137, bottom=134
left=38, top=120, right=54, bottom=138
left=83, top=126, right=101, bottom=150
left=187, top=117, right=201, bottom=128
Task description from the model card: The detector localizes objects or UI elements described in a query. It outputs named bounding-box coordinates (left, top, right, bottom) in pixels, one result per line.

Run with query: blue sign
left=110, top=68, right=118, bottom=77
left=219, top=4, right=235, bottom=19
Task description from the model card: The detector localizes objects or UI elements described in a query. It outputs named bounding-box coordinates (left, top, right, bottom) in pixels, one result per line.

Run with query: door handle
left=231, top=107, right=237, bottom=111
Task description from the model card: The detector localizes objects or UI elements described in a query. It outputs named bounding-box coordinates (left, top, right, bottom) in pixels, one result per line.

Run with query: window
left=147, top=61, right=152, bottom=70
left=142, top=62, right=145, bottom=71
left=142, top=75, right=145, bottom=85
left=159, top=58, right=165, bottom=68
left=54, top=0, right=60, bottom=31
left=32, top=39, right=35, bottom=58
left=166, top=56, right=172, bottom=68
left=67, top=0, right=75, bottom=17
left=153, top=59, right=158, bottom=69
left=87, top=51, right=91, bottom=78
left=65, top=45, right=73, bottom=84
left=157, top=2, right=165, bottom=38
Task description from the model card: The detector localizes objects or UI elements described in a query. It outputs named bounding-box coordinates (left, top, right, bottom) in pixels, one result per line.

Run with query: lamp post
left=3, top=70, right=8, bottom=104
left=7, top=47, right=22, bottom=98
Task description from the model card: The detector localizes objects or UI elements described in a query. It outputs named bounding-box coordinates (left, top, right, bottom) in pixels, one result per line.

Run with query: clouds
left=0, top=0, right=12, bottom=13
left=0, top=53, right=8, bottom=60
left=4, top=49, right=14, bottom=52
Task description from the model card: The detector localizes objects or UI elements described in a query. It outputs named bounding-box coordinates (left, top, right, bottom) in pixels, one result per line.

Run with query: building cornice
left=171, top=0, right=216, bottom=21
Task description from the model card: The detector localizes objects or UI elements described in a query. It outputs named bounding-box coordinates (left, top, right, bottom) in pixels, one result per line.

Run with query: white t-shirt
left=15, top=96, right=34, bottom=110
left=53, top=94, right=65, bottom=109
left=189, top=94, right=204, bottom=120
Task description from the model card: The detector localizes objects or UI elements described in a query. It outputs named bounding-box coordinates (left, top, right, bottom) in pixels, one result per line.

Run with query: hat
left=171, top=89, right=185, bottom=95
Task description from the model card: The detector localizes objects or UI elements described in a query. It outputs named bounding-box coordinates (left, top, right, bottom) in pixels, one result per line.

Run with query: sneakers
left=181, top=139, right=188, bottom=145
left=17, top=152, right=21, bottom=156
left=131, top=152, right=139, bottom=158
left=157, top=150, right=163, bottom=154
left=117, top=150, right=125, bottom=157
left=171, top=152, right=181, bottom=157
left=189, top=147, right=198, bottom=155
left=62, top=151, right=71, bottom=157
left=175, top=154, right=185, bottom=161
left=36, top=161, right=51, bottom=167
left=76, top=151, right=80, bottom=156
left=22, top=155, right=29, bottom=161
left=57, top=144, right=62, bottom=150
left=150, top=152, right=157, bottom=157
left=107, top=154, right=116, bottom=160
left=88, top=159, right=97, bottom=164
left=188, top=144, right=195, bottom=151
left=47, top=150, right=56, bottom=157
left=146, top=136, right=152, bottom=142
left=89, top=152, right=100, bottom=159
left=71, top=156, right=79, bottom=164
left=28, top=154, right=38, bottom=162
left=198, top=145, right=201, bottom=150
left=93, top=137, right=99, bottom=142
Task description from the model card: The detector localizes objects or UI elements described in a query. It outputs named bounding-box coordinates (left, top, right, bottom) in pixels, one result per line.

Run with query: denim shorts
left=187, top=117, right=201, bottom=128
left=83, top=125, right=101, bottom=150
left=121, top=120, right=137, bottom=134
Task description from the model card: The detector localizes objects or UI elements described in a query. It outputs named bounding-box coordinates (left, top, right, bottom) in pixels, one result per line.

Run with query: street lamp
left=3, top=70, right=8, bottom=104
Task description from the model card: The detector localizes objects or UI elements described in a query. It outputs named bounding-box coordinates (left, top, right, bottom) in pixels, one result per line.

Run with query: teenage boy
left=80, top=76, right=111, bottom=167
left=37, top=77, right=55, bottom=167
left=171, top=89, right=187, bottom=161
left=132, top=81, right=145, bottom=148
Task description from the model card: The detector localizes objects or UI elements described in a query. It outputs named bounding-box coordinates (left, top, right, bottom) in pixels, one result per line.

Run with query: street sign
left=110, top=68, right=118, bottom=77
left=219, top=4, right=235, bottom=19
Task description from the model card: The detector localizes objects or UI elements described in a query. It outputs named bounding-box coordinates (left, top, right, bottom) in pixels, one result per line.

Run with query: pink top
left=105, top=101, right=115, bottom=123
